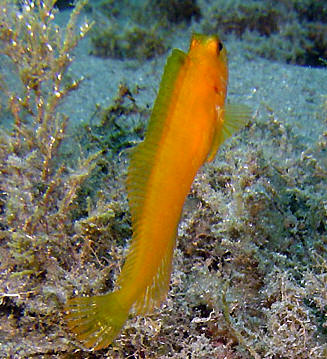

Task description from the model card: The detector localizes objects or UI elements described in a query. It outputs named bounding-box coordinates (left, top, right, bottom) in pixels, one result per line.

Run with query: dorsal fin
left=126, top=49, right=186, bottom=224
left=120, top=49, right=187, bottom=288
left=206, top=103, right=252, bottom=162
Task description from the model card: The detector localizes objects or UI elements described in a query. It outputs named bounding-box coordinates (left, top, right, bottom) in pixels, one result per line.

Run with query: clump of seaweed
left=201, top=0, right=327, bottom=67
left=79, top=83, right=148, bottom=155
left=91, top=22, right=167, bottom=60
left=0, top=0, right=93, bottom=275
left=86, top=0, right=201, bottom=60
left=262, top=271, right=325, bottom=359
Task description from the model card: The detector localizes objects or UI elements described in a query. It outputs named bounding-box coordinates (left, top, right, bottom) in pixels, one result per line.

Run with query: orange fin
left=132, top=239, right=174, bottom=314
left=121, top=49, right=187, bottom=288
left=206, top=104, right=252, bottom=162
left=65, top=291, right=129, bottom=350
left=127, top=48, right=186, bottom=222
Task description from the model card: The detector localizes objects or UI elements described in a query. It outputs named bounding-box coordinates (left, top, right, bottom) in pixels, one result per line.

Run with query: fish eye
left=218, top=41, right=223, bottom=53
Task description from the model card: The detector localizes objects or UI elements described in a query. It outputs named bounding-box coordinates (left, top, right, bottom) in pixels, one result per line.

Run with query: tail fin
left=64, top=291, right=129, bottom=350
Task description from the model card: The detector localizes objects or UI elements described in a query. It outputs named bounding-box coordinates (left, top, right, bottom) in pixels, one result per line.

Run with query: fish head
left=189, top=33, right=227, bottom=66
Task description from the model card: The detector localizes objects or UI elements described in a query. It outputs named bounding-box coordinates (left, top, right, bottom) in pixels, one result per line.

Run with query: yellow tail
left=65, top=291, right=129, bottom=350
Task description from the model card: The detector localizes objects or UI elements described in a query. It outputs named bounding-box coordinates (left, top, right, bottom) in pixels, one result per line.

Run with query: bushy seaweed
left=0, top=0, right=94, bottom=274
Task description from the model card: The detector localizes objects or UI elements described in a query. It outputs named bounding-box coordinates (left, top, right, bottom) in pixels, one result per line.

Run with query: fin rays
left=65, top=292, right=129, bottom=350
left=133, top=240, right=174, bottom=314
left=206, top=103, right=252, bottom=162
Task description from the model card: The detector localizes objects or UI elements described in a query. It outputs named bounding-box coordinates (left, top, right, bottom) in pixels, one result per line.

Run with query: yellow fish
left=65, top=33, right=250, bottom=350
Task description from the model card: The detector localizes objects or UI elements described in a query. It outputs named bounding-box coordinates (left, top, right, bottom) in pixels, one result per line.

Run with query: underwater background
left=0, top=0, right=327, bottom=357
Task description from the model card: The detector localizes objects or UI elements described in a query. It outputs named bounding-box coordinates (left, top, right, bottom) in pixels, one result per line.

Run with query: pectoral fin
left=206, top=104, right=252, bottom=162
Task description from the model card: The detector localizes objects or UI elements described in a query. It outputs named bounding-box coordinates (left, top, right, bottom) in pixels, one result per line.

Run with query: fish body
left=65, top=33, right=249, bottom=350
